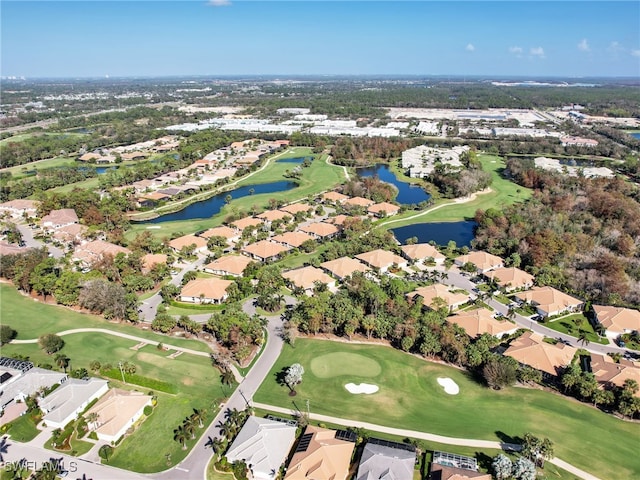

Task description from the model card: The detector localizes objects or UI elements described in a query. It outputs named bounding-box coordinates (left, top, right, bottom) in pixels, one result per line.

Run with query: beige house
left=257, top=210, right=291, bottom=224
left=485, top=267, right=535, bottom=292
left=86, top=389, right=153, bottom=442
left=284, top=426, right=356, bottom=480
left=344, top=196, right=375, bottom=208
left=73, top=240, right=131, bottom=268
left=321, top=191, right=349, bottom=204
left=272, top=231, right=315, bottom=249
left=448, top=308, right=518, bottom=338
left=41, top=208, right=79, bottom=230
left=0, top=199, right=40, bottom=219
left=180, top=278, right=233, bottom=304
left=355, top=249, right=407, bottom=273
left=169, top=234, right=208, bottom=253
left=408, top=284, right=470, bottom=312
left=141, top=253, right=168, bottom=274
left=242, top=240, right=292, bottom=262
left=52, top=223, right=88, bottom=245
left=367, top=202, right=400, bottom=217
left=280, top=202, right=314, bottom=216
left=282, top=266, right=335, bottom=294
left=504, top=332, right=577, bottom=379
left=400, top=243, right=445, bottom=265
left=231, top=217, right=264, bottom=232
left=593, top=305, right=640, bottom=339
left=454, top=251, right=503, bottom=274
left=320, top=257, right=370, bottom=280
left=299, top=222, right=339, bottom=240
left=200, top=226, right=241, bottom=244
left=589, top=354, right=640, bottom=397
left=204, top=255, right=253, bottom=277
left=515, top=286, right=583, bottom=318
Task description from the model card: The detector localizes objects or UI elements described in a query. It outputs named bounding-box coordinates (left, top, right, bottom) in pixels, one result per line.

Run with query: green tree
left=54, top=353, right=70, bottom=373
left=0, top=325, right=17, bottom=345
left=173, top=425, right=188, bottom=450
left=38, top=333, right=64, bottom=354
left=98, top=444, right=114, bottom=461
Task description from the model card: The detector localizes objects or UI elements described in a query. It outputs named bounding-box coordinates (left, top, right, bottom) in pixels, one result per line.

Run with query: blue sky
left=2, top=1, right=639, bottom=78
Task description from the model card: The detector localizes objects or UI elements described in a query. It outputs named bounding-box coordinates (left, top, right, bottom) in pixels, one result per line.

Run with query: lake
left=391, top=220, right=477, bottom=247
left=357, top=164, right=431, bottom=205
left=631, top=133, right=640, bottom=140
left=139, top=181, right=297, bottom=224
left=277, top=157, right=310, bottom=164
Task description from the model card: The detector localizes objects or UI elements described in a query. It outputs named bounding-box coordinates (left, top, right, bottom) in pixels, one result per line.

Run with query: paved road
left=251, top=403, right=602, bottom=480
left=15, top=223, right=64, bottom=259
left=433, top=266, right=624, bottom=356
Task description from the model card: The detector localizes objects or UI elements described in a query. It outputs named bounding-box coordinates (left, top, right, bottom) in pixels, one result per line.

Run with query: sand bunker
left=345, top=383, right=379, bottom=394
left=437, top=377, right=460, bottom=395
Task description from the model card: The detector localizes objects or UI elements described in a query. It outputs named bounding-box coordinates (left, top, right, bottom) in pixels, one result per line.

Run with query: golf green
left=310, top=352, right=382, bottom=378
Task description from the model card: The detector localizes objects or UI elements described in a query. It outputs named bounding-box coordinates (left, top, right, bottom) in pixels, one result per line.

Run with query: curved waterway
left=392, top=220, right=477, bottom=247
left=357, top=164, right=431, bottom=205
left=138, top=181, right=297, bottom=224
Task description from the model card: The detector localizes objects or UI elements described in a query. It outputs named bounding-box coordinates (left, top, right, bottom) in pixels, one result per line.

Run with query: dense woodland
left=473, top=159, right=640, bottom=306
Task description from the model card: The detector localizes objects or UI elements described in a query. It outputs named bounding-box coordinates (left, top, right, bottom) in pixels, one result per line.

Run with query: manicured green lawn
left=254, top=339, right=639, bottom=480
left=4, top=413, right=40, bottom=442
left=44, top=432, right=94, bottom=457
left=544, top=314, right=608, bottom=345
left=0, top=284, right=210, bottom=352
left=378, top=155, right=531, bottom=229
left=0, top=155, right=79, bottom=179
left=125, top=150, right=346, bottom=242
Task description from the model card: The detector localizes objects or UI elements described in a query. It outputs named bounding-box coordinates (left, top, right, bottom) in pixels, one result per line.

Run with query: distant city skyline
left=2, top=1, right=639, bottom=78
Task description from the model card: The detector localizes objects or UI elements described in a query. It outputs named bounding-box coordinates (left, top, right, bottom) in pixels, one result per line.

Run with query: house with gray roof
left=357, top=438, right=416, bottom=480
left=226, top=416, right=297, bottom=480
left=0, top=367, right=67, bottom=408
left=39, top=378, right=109, bottom=428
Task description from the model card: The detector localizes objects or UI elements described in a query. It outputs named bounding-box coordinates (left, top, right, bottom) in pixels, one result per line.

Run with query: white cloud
left=577, top=39, right=590, bottom=52
left=530, top=47, right=545, bottom=58
left=208, top=0, right=231, bottom=6
left=608, top=41, right=622, bottom=52
left=465, top=43, right=475, bottom=52
left=508, top=46, right=523, bottom=58
left=631, top=50, right=640, bottom=57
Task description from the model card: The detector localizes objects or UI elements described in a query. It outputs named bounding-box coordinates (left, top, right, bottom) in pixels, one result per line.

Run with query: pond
left=138, top=180, right=298, bottom=224
left=391, top=220, right=477, bottom=247
left=357, top=164, right=431, bottom=205
left=630, top=132, right=640, bottom=140
left=276, top=157, right=311, bottom=164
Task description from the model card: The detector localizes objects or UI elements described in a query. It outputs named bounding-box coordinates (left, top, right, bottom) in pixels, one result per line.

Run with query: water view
left=357, top=164, right=431, bottom=205
left=631, top=132, right=640, bottom=140
left=139, top=180, right=297, bottom=223
left=276, top=156, right=310, bottom=164
left=391, top=220, right=477, bottom=247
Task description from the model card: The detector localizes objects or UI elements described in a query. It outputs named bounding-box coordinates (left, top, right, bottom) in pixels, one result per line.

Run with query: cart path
left=252, top=402, right=602, bottom=480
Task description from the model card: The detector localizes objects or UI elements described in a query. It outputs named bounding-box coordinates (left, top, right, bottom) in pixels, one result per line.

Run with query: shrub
left=88, top=431, right=98, bottom=440
left=143, top=405, right=153, bottom=416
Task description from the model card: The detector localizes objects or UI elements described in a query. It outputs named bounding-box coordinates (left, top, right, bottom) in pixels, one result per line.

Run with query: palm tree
left=86, top=412, right=99, bottom=428
left=54, top=354, right=70, bottom=373
left=173, top=425, right=188, bottom=450
left=183, top=418, right=197, bottom=440
left=507, top=307, right=516, bottom=320
left=578, top=330, right=590, bottom=346
left=217, top=420, right=234, bottom=441
left=220, top=368, right=235, bottom=393
left=191, top=408, right=207, bottom=428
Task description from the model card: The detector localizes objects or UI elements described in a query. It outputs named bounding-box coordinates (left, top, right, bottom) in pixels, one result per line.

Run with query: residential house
left=141, top=253, right=168, bottom=274
left=180, top=278, right=233, bottom=304
left=226, top=416, right=297, bottom=480
left=515, top=286, right=583, bottom=318
left=344, top=196, right=375, bottom=209
left=299, top=222, right=339, bottom=240
left=257, top=210, right=291, bottom=226
left=231, top=217, right=264, bottom=232
left=589, top=354, right=640, bottom=398
left=327, top=214, right=351, bottom=229
left=408, top=284, right=470, bottom=313
left=0, top=199, right=40, bottom=219
left=504, top=331, right=577, bottom=380
left=484, top=267, right=534, bottom=292
left=356, top=438, right=416, bottom=480
left=0, top=242, right=31, bottom=256
left=271, top=231, right=314, bottom=249
left=0, top=366, right=67, bottom=409
left=200, top=226, right=241, bottom=245
left=242, top=240, right=292, bottom=262
left=447, top=308, right=518, bottom=338
left=284, top=426, right=356, bottom=480
left=136, top=192, right=170, bottom=207
left=73, top=240, right=132, bottom=268
left=86, top=389, right=152, bottom=442
left=454, top=251, right=503, bottom=274
left=367, top=202, right=400, bottom=218
left=321, top=191, right=349, bottom=204
left=169, top=234, right=208, bottom=254
left=592, top=305, right=640, bottom=339
left=52, top=223, right=88, bottom=245
left=400, top=243, right=445, bottom=265
left=355, top=249, right=407, bottom=273
left=204, top=255, right=253, bottom=277
left=280, top=202, right=314, bottom=216
left=41, top=208, right=79, bottom=230
left=282, top=266, right=336, bottom=294
left=39, top=378, right=109, bottom=429
left=320, top=257, right=371, bottom=281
